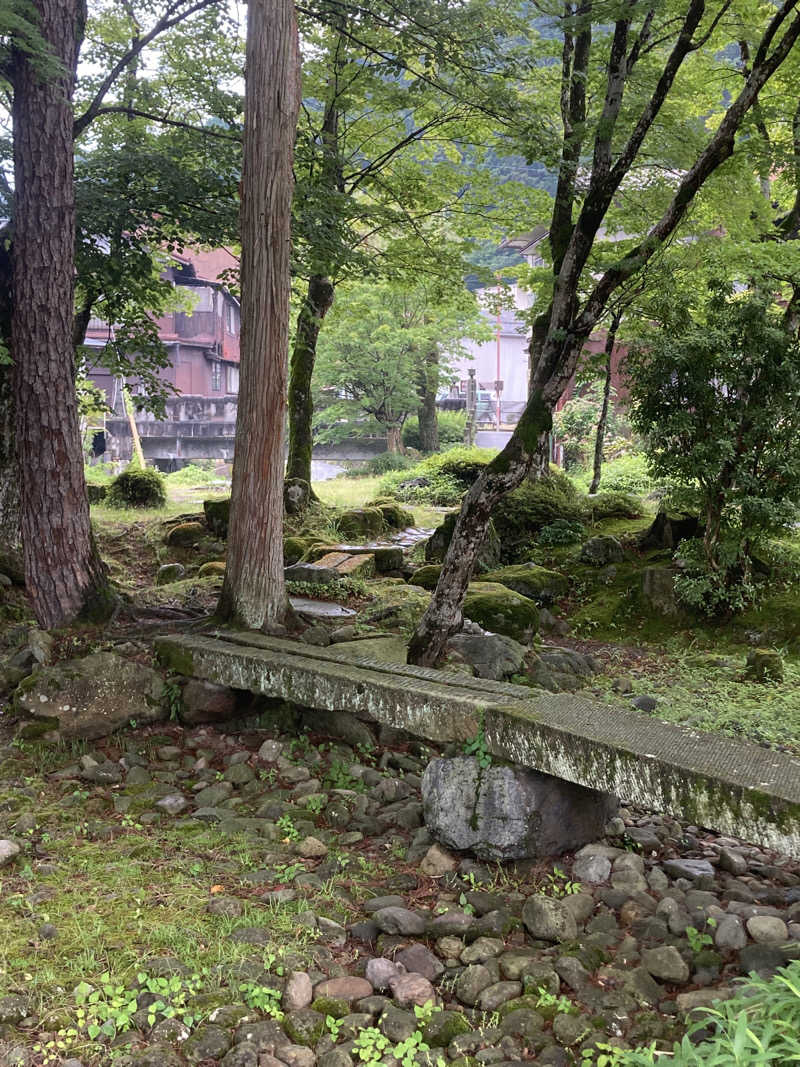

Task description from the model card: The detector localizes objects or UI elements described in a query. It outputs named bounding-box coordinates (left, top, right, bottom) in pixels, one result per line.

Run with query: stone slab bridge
left=155, top=631, right=800, bottom=858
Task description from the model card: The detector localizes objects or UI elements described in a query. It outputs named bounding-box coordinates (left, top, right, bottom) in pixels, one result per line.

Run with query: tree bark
left=218, top=0, right=301, bottom=632
left=286, top=272, right=334, bottom=486
left=0, top=233, right=22, bottom=582
left=386, top=423, right=403, bottom=454
left=417, top=347, right=439, bottom=452
left=11, top=0, right=110, bottom=629
left=589, top=315, right=619, bottom=495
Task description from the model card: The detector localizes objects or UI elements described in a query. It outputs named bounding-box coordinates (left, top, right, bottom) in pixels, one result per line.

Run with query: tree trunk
left=0, top=235, right=22, bottom=583
left=588, top=315, right=618, bottom=495
left=417, top=348, right=439, bottom=452
left=406, top=395, right=552, bottom=665
left=386, top=423, right=403, bottom=454
left=11, top=0, right=110, bottom=629
left=528, top=309, right=552, bottom=476
left=218, top=0, right=301, bottom=632
left=286, top=273, right=334, bottom=487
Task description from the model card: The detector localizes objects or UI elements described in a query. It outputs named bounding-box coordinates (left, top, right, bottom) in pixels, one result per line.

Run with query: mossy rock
left=165, top=521, right=207, bottom=547
left=283, top=1007, right=325, bottom=1046
left=493, top=473, right=586, bottom=562
left=310, top=996, right=349, bottom=1019
left=302, top=543, right=341, bottom=563
left=409, top=564, right=442, bottom=590
left=424, top=1009, right=472, bottom=1047
left=203, top=497, right=230, bottom=537
left=359, top=579, right=430, bottom=633
left=745, top=648, right=784, bottom=684
left=371, top=499, right=415, bottom=529
left=284, top=536, right=314, bottom=565
left=482, top=563, right=569, bottom=604
left=463, top=582, right=540, bottom=643
left=198, top=561, right=226, bottom=577
left=337, top=507, right=385, bottom=540
left=425, top=513, right=501, bottom=572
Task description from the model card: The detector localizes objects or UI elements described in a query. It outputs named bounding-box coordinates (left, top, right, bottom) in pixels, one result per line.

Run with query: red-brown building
left=85, top=248, right=242, bottom=468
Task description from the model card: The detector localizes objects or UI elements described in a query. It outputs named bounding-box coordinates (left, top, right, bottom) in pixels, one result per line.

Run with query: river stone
left=372, top=907, right=427, bottom=936
left=641, top=946, right=690, bottom=984
left=14, top=651, right=166, bottom=740
left=388, top=973, right=436, bottom=1008
left=522, top=896, right=577, bottom=942
left=714, top=915, right=747, bottom=951
left=283, top=972, right=313, bottom=1011
left=579, top=536, right=624, bottom=566
left=422, top=756, right=617, bottom=861
left=746, top=915, right=789, bottom=944
left=0, top=840, right=20, bottom=868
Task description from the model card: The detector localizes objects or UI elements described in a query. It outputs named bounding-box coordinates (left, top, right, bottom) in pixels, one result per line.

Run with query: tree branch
left=73, top=0, right=222, bottom=138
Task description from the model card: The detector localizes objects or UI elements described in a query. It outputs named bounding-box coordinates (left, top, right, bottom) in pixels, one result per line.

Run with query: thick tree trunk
left=417, top=348, right=439, bottom=452
left=386, top=423, right=403, bottom=454
left=588, top=316, right=618, bottom=495
left=286, top=273, right=334, bottom=487
left=0, top=236, right=22, bottom=582
left=11, top=0, right=110, bottom=629
left=218, top=0, right=301, bottom=631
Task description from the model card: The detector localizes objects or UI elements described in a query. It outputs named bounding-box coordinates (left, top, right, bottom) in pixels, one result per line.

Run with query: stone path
left=2, top=718, right=800, bottom=1066
left=155, top=632, right=800, bottom=857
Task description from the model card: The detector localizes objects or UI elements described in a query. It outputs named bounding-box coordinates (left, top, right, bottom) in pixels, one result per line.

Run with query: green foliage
left=378, top=447, right=496, bottom=505
left=361, top=452, right=417, bottom=476
left=164, top=462, right=220, bottom=486
left=106, top=466, right=166, bottom=509
left=613, top=960, right=800, bottom=1065
left=403, top=410, right=467, bottom=451
left=493, top=471, right=586, bottom=561
left=554, top=381, right=632, bottom=470
left=536, top=518, right=585, bottom=547
left=587, top=491, right=645, bottom=521
left=629, top=285, right=800, bottom=614
left=592, top=454, right=653, bottom=495
left=313, top=281, right=488, bottom=448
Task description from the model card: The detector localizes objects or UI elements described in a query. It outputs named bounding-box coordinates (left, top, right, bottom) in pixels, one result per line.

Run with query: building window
left=227, top=365, right=239, bottom=393
left=211, top=361, right=222, bottom=392
left=226, top=302, right=238, bottom=335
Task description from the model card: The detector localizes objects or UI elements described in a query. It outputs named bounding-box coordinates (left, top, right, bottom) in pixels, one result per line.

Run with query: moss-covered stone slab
left=155, top=631, right=800, bottom=857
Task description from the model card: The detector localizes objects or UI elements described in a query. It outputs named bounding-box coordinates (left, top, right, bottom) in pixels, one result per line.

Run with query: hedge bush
left=106, top=466, right=166, bottom=509
left=378, top=447, right=495, bottom=505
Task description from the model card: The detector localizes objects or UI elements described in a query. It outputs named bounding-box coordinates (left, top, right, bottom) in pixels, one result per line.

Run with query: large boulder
left=14, top=652, right=166, bottom=740
left=337, top=507, right=385, bottom=541
left=527, top=647, right=600, bottom=692
left=638, top=510, right=699, bottom=551
left=463, top=582, right=539, bottom=644
left=422, top=756, right=617, bottom=861
left=445, top=633, right=526, bottom=681
left=642, top=566, right=679, bottom=616
left=578, top=535, right=624, bottom=566
left=425, top=513, right=501, bottom=572
left=481, top=564, right=569, bottom=604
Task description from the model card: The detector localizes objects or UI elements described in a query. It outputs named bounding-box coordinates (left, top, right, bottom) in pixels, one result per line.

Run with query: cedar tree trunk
left=386, top=423, right=403, bottom=454
left=286, top=272, right=334, bottom=487
left=11, top=0, right=110, bottom=628
left=218, top=0, right=301, bottom=631
left=0, top=236, right=22, bottom=582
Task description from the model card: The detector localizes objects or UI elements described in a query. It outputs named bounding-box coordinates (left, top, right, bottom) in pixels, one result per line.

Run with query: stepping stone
left=289, top=597, right=356, bottom=620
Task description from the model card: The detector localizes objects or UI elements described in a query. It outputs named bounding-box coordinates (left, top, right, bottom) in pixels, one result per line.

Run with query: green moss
left=198, top=561, right=226, bottom=577
left=409, top=564, right=442, bottom=590
left=203, top=497, right=230, bottom=537
left=165, top=522, right=207, bottom=547
left=336, top=507, right=385, bottom=541
left=154, top=639, right=196, bottom=678
left=463, top=582, right=540, bottom=642
left=481, top=563, right=569, bottom=603
left=310, top=995, right=349, bottom=1018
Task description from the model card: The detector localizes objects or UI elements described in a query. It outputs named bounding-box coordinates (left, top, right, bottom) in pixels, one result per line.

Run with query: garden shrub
left=378, top=447, right=496, bottom=505
left=586, top=490, right=645, bottom=520
left=107, top=466, right=166, bottom=509
left=536, top=518, right=585, bottom=547
left=493, top=471, right=586, bottom=562
left=402, top=410, right=467, bottom=451
left=597, top=453, right=653, bottom=494
left=362, top=452, right=417, bottom=476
